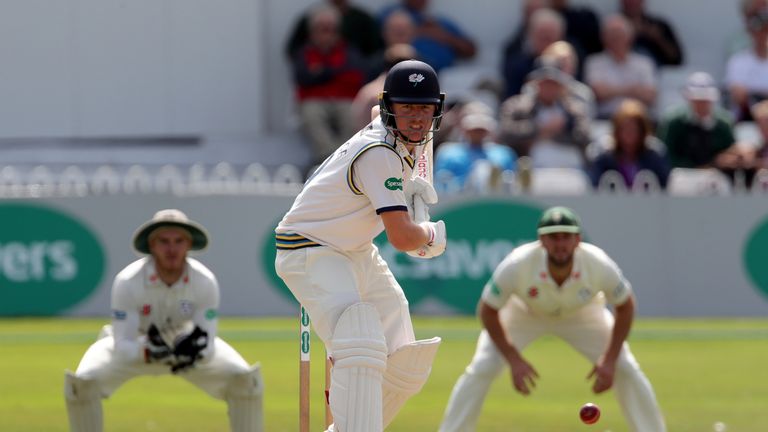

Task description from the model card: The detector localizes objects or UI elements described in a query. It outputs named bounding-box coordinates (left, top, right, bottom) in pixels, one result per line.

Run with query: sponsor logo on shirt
left=385, top=177, right=403, bottom=191
left=489, top=282, right=501, bottom=297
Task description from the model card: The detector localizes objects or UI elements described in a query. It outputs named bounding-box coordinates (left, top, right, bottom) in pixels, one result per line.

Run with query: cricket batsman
left=64, top=209, right=263, bottom=432
left=439, top=206, right=666, bottom=431
left=275, top=59, right=446, bottom=431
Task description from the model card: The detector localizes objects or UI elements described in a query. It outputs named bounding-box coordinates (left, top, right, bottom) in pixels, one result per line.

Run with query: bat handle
left=413, top=195, right=429, bottom=223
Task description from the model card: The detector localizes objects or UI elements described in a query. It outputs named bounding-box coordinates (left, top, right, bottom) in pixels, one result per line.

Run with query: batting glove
left=405, top=177, right=438, bottom=223
left=407, top=220, right=446, bottom=259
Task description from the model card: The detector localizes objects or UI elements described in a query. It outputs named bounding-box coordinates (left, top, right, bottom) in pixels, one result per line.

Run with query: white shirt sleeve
left=597, top=254, right=632, bottom=305
left=352, top=146, right=408, bottom=213
left=193, top=275, right=220, bottom=361
left=110, top=277, right=144, bottom=363
left=481, top=252, right=520, bottom=310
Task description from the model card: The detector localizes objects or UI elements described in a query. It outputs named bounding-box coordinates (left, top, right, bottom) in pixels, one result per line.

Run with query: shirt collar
left=395, top=140, right=416, bottom=169
left=145, top=258, right=189, bottom=288
left=537, top=244, right=582, bottom=284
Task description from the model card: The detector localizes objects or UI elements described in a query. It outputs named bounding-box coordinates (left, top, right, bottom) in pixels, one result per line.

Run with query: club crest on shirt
left=578, top=288, right=592, bottom=302
left=141, top=304, right=151, bottom=316
left=179, top=300, right=194, bottom=316
left=385, top=177, right=403, bottom=191
left=527, top=286, right=539, bottom=298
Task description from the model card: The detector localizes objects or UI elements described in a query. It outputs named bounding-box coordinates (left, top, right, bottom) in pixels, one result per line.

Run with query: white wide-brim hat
left=132, top=209, right=209, bottom=254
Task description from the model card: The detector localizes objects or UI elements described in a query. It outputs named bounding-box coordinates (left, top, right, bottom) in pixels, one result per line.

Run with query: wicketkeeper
left=64, top=209, right=263, bottom=432
left=275, top=60, right=446, bottom=431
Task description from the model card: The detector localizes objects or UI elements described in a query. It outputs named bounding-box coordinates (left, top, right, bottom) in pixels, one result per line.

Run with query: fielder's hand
left=405, top=177, right=437, bottom=223
left=407, top=220, right=446, bottom=259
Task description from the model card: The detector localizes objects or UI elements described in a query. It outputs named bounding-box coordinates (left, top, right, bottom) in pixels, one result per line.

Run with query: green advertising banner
left=7, top=194, right=763, bottom=317
left=743, top=215, right=768, bottom=301
left=0, top=203, right=106, bottom=315
left=374, top=200, right=545, bottom=313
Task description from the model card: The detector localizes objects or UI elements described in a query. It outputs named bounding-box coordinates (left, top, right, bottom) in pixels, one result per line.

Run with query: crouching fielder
left=439, top=206, right=666, bottom=432
left=275, top=60, right=446, bottom=432
left=64, top=209, right=263, bottom=432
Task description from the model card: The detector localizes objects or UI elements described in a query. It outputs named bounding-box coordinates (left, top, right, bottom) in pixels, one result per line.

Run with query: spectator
left=549, top=0, right=603, bottom=74
left=502, top=8, right=566, bottom=98
left=585, top=14, right=657, bottom=119
left=350, top=43, right=417, bottom=131
left=726, top=0, right=768, bottom=58
left=285, top=0, right=383, bottom=60
left=523, top=41, right=596, bottom=115
left=589, top=99, right=671, bottom=190
left=620, top=0, right=684, bottom=67
left=502, top=0, right=551, bottom=63
left=725, top=0, right=768, bottom=121
left=435, top=113, right=517, bottom=193
left=499, top=64, right=591, bottom=169
left=290, top=5, right=367, bottom=166
left=749, top=100, right=768, bottom=169
left=659, top=72, right=755, bottom=184
left=379, top=0, right=476, bottom=72
left=432, top=98, right=496, bottom=151
left=367, top=9, right=417, bottom=80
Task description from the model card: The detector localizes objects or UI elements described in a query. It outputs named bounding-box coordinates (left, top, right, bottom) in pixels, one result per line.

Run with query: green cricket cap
left=537, top=206, right=581, bottom=235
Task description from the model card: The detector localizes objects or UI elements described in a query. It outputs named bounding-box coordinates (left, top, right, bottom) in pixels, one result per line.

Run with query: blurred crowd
left=284, top=0, right=768, bottom=194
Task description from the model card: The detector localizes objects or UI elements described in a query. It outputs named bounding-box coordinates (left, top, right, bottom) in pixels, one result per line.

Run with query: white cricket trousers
left=75, top=332, right=252, bottom=400
left=439, top=298, right=666, bottom=432
left=275, top=244, right=416, bottom=353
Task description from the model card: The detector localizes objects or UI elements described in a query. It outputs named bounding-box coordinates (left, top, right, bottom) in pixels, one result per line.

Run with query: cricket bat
left=411, top=133, right=434, bottom=223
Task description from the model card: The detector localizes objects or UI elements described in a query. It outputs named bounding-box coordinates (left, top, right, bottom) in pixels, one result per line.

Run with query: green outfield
left=1, top=317, right=767, bottom=432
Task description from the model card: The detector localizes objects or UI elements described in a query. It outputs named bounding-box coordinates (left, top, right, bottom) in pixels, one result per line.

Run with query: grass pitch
left=1, top=317, right=767, bottom=431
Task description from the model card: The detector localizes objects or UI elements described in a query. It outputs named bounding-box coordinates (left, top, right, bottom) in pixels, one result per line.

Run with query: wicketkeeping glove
left=407, top=220, right=447, bottom=259
left=144, top=324, right=173, bottom=363
left=170, top=326, right=209, bottom=373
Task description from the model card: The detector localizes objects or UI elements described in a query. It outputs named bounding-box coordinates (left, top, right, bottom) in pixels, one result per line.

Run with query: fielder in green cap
left=440, top=206, right=666, bottom=431
left=537, top=206, right=581, bottom=235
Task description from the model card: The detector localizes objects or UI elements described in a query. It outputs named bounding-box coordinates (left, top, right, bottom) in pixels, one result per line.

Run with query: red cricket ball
left=579, top=403, right=601, bottom=424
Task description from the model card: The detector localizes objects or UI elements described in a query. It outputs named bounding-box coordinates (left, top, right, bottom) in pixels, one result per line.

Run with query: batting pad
left=382, top=337, right=442, bottom=428
left=225, top=364, right=264, bottom=432
left=329, top=303, right=388, bottom=432
left=64, top=371, right=103, bottom=432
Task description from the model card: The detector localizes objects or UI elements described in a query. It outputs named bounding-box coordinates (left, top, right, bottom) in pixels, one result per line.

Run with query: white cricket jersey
left=481, top=241, right=632, bottom=318
left=110, top=257, right=219, bottom=362
left=276, top=118, right=417, bottom=252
